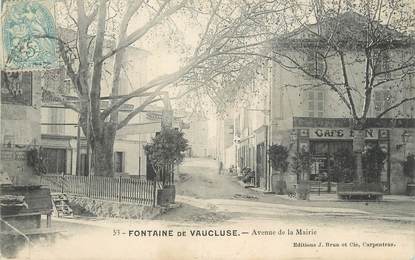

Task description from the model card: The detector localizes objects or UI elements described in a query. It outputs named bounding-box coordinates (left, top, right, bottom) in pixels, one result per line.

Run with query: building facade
left=228, top=13, right=415, bottom=195
left=182, top=115, right=209, bottom=158
left=40, top=44, right=153, bottom=177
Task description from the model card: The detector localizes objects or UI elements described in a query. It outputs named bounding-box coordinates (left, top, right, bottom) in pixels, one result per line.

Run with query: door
left=79, top=154, right=88, bottom=176
left=310, top=141, right=353, bottom=193
left=256, top=143, right=265, bottom=188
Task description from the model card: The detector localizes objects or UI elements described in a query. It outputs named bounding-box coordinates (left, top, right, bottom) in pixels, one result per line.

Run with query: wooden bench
left=337, top=183, right=383, bottom=200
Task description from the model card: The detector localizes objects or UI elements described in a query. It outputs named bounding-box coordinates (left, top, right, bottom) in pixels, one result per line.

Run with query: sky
left=130, top=8, right=204, bottom=81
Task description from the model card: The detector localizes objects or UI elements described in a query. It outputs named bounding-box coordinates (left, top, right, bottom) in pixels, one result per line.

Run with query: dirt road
left=174, top=157, right=259, bottom=199
left=157, top=158, right=415, bottom=223
left=19, top=157, right=414, bottom=260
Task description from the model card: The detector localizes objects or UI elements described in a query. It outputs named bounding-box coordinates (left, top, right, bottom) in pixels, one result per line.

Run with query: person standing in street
left=218, top=161, right=223, bottom=175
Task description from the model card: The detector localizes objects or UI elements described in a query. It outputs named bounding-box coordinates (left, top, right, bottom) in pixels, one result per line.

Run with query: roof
left=276, top=11, right=412, bottom=49
left=293, top=117, right=415, bottom=128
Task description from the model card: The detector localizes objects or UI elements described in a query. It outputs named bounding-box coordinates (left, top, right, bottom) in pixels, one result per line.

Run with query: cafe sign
left=309, top=128, right=378, bottom=140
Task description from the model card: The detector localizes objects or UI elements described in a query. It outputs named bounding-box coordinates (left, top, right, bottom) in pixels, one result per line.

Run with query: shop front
left=292, top=118, right=393, bottom=193
left=307, top=134, right=389, bottom=193
left=291, top=117, right=415, bottom=195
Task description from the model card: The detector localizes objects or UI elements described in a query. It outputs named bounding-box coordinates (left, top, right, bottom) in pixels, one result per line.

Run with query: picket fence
left=40, top=175, right=160, bottom=206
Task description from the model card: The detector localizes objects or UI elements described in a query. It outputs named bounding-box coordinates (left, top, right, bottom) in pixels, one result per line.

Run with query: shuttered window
left=306, top=51, right=325, bottom=77
left=305, top=89, right=325, bottom=117
left=374, top=90, right=392, bottom=117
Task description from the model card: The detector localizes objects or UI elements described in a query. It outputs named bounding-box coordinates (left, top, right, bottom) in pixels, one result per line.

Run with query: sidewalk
left=246, top=185, right=415, bottom=202
left=275, top=193, right=415, bottom=202
left=231, top=182, right=415, bottom=223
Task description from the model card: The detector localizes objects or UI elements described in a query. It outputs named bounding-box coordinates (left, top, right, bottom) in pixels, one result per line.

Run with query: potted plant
left=403, top=154, right=415, bottom=196
left=333, top=148, right=355, bottom=184
left=337, top=144, right=386, bottom=200
left=268, top=144, right=289, bottom=194
left=291, top=148, right=312, bottom=200
left=144, top=127, right=188, bottom=206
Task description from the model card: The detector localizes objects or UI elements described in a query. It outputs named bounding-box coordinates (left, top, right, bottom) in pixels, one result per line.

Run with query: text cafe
left=291, top=117, right=415, bottom=194
left=312, top=128, right=378, bottom=139
left=291, top=118, right=391, bottom=193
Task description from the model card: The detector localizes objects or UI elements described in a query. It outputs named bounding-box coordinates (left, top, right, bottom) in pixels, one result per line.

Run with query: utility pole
left=76, top=116, right=81, bottom=175
left=86, top=93, right=92, bottom=176
left=267, top=63, right=273, bottom=192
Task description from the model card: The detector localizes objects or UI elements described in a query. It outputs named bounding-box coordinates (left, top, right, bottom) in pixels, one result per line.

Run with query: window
left=48, top=108, right=65, bottom=134
left=44, top=148, right=67, bottom=174
left=306, top=50, right=325, bottom=77
left=304, top=89, right=325, bottom=117
left=374, top=90, right=392, bottom=117
left=63, top=78, right=71, bottom=93
left=374, top=52, right=391, bottom=79
left=114, top=152, right=124, bottom=173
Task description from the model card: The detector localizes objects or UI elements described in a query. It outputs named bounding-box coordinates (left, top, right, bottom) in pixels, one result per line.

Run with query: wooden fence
left=40, top=175, right=159, bottom=206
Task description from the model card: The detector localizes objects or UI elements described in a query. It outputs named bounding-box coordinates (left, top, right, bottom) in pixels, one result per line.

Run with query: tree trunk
left=92, top=129, right=116, bottom=177
left=352, top=128, right=366, bottom=184
left=303, top=168, right=310, bottom=182
left=354, top=150, right=363, bottom=183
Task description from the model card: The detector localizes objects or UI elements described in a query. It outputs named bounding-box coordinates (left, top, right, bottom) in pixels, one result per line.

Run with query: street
left=164, top=158, right=415, bottom=222
left=19, top=158, right=415, bottom=260
left=2, top=1, right=415, bottom=259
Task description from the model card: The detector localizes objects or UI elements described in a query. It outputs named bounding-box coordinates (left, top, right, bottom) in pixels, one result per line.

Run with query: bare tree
left=260, top=0, right=415, bottom=184
left=50, top=0, right=292, bottom=176
left=162, top=0, right=414, bottom=187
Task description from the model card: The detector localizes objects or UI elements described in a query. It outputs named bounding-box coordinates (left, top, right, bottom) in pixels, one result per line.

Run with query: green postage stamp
left=1, top=0, right=58, bottom=71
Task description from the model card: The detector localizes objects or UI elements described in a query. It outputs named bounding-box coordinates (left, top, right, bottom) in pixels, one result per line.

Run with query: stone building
left=215, top=115, right=235, bottom=169
left=40, top=43, right=152, bottom=176
left=182, top=114, right=209, bottom=158
left=231, top=12, right=415, bottom=194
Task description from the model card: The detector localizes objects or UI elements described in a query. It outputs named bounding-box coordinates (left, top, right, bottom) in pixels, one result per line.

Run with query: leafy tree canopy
left=144, top=128, right=189, bottom=171
left=268, top=144, right=289, bottom=172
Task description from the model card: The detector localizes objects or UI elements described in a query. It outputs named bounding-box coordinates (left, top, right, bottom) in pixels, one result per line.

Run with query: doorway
left=309, top=141, right=353, bottom=192
left=256, top=143, right=266, bottom=188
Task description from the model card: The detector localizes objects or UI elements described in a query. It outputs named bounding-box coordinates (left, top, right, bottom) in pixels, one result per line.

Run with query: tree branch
left=117, top=97, right=163, bottom=130
left=376, top=96, right=415, bottom=118
left=101, top=56, right=201, bottom=120
left=99, top=0, right=187, bottom=64
left=338, top=51, right=358, bottom=118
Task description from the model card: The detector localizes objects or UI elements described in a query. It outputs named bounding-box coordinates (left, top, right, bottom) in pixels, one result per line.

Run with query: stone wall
left=67, top=196, right=165, bottom=219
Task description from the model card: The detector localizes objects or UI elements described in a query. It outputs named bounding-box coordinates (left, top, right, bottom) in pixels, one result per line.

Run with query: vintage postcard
left=0, top=0, right=414, bottom=259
